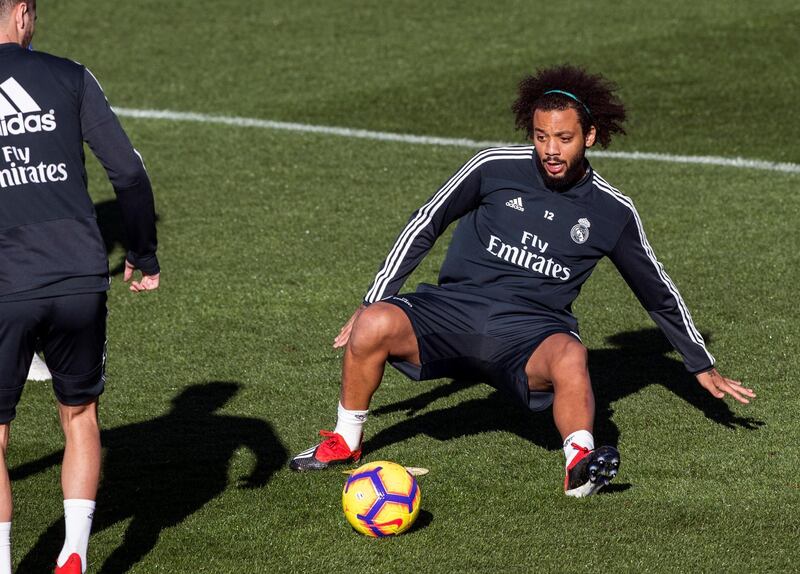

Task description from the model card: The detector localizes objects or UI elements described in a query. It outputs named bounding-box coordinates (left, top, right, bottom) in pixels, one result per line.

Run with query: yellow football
left=342, top=461, right=421, bottom=537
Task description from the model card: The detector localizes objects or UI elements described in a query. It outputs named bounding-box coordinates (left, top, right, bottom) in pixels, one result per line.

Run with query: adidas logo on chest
left=505, top=196, right=525, bottom=212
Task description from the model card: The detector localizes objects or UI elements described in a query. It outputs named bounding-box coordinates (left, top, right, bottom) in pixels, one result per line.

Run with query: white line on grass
left=114, top=107, right=800, bottom=175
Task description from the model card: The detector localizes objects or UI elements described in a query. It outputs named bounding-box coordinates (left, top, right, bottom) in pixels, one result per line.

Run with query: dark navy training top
left=0, top=43, right=158, bottom=301
left=364, top=146, right=714, bottom=374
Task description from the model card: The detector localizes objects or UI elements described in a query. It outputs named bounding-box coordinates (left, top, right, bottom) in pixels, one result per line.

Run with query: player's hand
left=333, top=305, right=366, bottom=348
left=695, top=368, right=755, bottom=404
left=124, top=260, right=160, bottom=292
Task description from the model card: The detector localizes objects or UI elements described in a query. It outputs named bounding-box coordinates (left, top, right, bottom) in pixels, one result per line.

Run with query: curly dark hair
left=512, top=65, right=627, bottom=148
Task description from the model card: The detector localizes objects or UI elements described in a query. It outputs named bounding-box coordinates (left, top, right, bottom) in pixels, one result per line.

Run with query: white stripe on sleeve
left=365, top=146, right=533, bottom=302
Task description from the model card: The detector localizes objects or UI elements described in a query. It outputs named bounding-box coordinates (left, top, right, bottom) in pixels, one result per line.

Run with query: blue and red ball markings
left=344, top=466, right=419, bottom=537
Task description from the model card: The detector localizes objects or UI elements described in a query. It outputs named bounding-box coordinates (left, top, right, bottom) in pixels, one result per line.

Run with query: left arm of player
left=79, top=68, right=160, bottom=292
left=608, top=213, right=753, bottom=403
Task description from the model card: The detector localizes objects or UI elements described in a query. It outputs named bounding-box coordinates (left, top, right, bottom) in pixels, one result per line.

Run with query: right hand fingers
left=333, top=306, right=366, bottom=348
left=333, top=319, right=356, bottom=348
left=333, top=327, right=351, bottom=349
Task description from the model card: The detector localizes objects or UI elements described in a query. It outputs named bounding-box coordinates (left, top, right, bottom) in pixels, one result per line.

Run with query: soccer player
left=290, top=65, right=755, bottom=496
left=0, top=1, right=160, bottom=572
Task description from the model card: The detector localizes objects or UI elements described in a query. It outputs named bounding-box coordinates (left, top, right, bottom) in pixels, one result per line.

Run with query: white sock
left=563, top=430, right=595, bottom=467
left=57, top=499, right=95, bottom=572
left=333, top=401, right=367, bottom=451
left=0, top=522, right=10, bottom=574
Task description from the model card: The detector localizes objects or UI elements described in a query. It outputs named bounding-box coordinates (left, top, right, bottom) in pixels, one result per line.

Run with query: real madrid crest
left=570, top=218, right=591, bottom=244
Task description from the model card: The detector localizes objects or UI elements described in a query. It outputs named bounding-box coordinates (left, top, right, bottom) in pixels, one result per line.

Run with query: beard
left=536, top=153, right=589, bottom=192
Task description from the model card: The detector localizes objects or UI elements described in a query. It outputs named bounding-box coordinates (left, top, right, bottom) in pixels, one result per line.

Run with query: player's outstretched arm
left=124, top=260, right=160, bottom=292
left=695, top=368, right=755, bottom=404
left=333, top=305, right=367, bottom=348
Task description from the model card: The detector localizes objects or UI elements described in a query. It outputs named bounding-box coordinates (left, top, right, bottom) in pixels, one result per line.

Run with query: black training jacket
left=364, top=146, right=714, bottom=374
left=0, top=43, right=158, bottom=301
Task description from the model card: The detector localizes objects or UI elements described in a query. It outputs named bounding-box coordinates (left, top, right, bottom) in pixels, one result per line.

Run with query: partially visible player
left=0, top=2, right=160, bottom=572
left=289, top=65, right=754, bottom=497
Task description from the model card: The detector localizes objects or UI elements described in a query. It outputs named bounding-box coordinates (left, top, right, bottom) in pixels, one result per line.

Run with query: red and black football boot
left=54, top=553, right=81, bottom=574
left=564, top=444, right=620, bottom=498
left=289, top=430, right=362, bottom=471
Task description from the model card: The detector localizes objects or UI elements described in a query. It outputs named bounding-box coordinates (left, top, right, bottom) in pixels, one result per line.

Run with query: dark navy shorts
left=0, top=292, right=107, bottom=423
left=382, top=285, right=579, bottom=412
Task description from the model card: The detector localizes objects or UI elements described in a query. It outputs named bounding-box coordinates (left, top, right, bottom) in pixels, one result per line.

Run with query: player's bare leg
left=0, top=425, right=11, bottom=523
left=59, top=401, right=101, bottom=500
left=0, top=424, right=11, bottom=574
left=526, top=333, right=593, bottom=438
left=341, top=303, right=420, bottom=411
left=526, top=333, right=619, bottom=497
left=55, top=400, right=100, bottom=573
left=291, top=303, right=419, bottom=471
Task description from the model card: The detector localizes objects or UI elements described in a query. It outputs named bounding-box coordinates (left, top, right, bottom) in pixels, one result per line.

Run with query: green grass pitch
left=9, top=0, right=799, bottom=572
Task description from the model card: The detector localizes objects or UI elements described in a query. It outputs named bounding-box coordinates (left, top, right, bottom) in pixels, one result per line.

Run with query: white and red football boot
left=564, top=444, right=620, bottom=497
left=54, top=553, right=81, bottom=574
left=289, top=431, right=362, bottom=471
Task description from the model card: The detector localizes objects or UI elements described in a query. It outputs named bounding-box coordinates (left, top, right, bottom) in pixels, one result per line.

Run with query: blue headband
left=543, top=89, right=592, bottom=118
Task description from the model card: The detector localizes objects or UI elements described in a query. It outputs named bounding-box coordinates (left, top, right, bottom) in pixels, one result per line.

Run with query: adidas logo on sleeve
left=505, top=197, right=525, bottom=212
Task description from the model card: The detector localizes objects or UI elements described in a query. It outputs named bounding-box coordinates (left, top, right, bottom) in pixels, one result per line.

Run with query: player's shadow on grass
left=365, top=328, right=763, bottom=457
left=589, top=329, right=764, bottom=443
left=94, top=199, right=161, bottom=277
left=12, top=381, right=287, bottom=574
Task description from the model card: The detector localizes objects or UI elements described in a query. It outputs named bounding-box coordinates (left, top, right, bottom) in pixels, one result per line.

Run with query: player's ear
left=584, top=125, right=597, bottom=148
left=15, top=2, right=28, bottom=30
